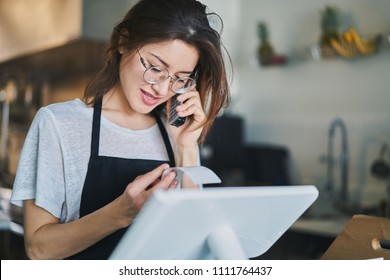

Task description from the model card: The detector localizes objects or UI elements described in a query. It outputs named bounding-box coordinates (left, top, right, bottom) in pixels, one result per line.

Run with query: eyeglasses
left=137, top=50, right=196, bottom=94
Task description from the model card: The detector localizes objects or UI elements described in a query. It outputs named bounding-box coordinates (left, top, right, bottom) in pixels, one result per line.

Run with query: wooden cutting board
left=321, top=214, right=390, bottom=260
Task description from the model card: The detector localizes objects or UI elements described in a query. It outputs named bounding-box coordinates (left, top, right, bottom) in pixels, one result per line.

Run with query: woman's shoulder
left=45, top=98, right=89, bottom=114
left=41, top=98, right=91, bottom=118
left=33, top=98, right=92, bottom=129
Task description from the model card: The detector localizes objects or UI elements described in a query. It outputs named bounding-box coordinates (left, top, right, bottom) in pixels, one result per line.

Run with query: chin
left=134, top=103, right=160, bottom=116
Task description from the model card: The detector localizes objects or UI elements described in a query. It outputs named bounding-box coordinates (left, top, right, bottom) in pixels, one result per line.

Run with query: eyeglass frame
left=136, top=49, right=197, bottom=94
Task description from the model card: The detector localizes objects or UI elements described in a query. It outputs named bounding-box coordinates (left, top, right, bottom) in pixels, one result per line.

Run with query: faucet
left=324, top=117, right=349, bottom=205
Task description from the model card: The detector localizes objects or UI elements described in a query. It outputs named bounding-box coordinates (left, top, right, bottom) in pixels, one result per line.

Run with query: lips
left=140, top=89, right=160, bottom=106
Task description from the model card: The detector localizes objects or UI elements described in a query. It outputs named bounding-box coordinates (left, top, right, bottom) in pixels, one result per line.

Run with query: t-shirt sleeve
left=10, top=107, right=65, bottom=219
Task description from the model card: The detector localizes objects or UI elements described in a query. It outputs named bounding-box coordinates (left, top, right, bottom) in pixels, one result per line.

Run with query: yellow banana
left=330, top=38, right=354, bottom=58
left=341, top=29, right=354, bottom=44
left=349, top=28, right=375, bottom=55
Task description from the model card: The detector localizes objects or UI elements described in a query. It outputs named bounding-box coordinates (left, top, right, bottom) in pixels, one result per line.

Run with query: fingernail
left=162, top=163, right=170, bottom=169
left=168, top=171, right=176, bottom=179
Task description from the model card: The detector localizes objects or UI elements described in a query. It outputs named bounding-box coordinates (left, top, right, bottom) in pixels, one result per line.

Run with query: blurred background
left=0, top=0, right=389, bottom=259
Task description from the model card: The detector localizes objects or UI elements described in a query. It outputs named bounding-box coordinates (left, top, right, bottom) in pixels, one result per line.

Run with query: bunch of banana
left=346, top=28, right=377, bottom=54
left=330, top=37, right=356, bottom=58
left=330, top=27, right=378, bottom=58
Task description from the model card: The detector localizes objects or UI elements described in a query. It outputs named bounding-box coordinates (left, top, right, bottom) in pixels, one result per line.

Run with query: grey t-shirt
left=10, top=98, right=172, bottom=223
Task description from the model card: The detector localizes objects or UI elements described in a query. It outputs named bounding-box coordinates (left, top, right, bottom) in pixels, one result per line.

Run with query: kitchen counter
left=0, top=186, right=23, bottom=236
left=0, top=186, right=25, bottom=259
left=291, top=216, right=350, bottom=238
left=254, top=215, right=346, bottom=259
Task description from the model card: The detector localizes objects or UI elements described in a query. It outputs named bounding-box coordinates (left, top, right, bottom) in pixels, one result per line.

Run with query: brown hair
left=84, top=0, right=231, bottom=143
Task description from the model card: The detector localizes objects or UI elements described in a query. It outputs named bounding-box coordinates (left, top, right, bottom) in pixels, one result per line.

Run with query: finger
left=152, top=177, right=178, bottom=191
left=153, top=170, right=177, bottom=190
left=175, top=95, right=203, bottom=115
left=131, top=163, right=170, bottom=193
left=145, top=177, right=161, bottom=191
left=176, top=97, right=197, bottom=112
left=168, top=179, right=179, bottom=189
left=176, top=92, right=204, bottom=115
left=176, top=91, right=199, bottom=102
left=178, top=104, right=206, bottom=122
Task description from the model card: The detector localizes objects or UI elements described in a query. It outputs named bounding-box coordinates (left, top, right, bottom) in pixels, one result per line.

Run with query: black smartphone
left=168, top=93, right=186, bottom=127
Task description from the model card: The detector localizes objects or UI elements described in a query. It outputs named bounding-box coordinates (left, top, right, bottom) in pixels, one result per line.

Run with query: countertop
left=0, top=185, right=376, bottom=240
left=291, top=216, right=350, bottom=238
left=0, top=186, right=24, bottom=236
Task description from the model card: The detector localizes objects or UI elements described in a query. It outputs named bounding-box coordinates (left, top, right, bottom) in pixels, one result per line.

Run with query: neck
left=102, top=88, right=156, bottom=130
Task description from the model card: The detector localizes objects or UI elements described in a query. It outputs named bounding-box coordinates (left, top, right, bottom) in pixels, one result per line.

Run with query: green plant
left=320, top=6, right=339, bottom=46
left=257, top=22, right=274, bottom=65
left=258, top=22, right=269, bottom=42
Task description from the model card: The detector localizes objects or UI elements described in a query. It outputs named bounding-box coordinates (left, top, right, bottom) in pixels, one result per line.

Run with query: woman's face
left=118, top=39, right=199, bottom=115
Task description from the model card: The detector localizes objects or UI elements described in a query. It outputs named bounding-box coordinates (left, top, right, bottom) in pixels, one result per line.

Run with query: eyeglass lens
left=143, top=66, right=196, bottom=94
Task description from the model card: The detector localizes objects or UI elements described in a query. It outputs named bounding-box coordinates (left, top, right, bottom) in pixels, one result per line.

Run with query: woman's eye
left=145, top=60, right=156, bottom=68
left=150, top=67, right=163, bottom=74
left=175, top=78, right=186, bottom=85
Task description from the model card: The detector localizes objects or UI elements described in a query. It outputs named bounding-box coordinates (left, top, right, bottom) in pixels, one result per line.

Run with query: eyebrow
left=148, top=52, right=194, bottom=75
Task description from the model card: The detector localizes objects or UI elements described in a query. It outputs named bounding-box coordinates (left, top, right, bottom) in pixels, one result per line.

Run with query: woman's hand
left=23, top=164, right=177, bottom=260
left=115, top=164, right=178, bottom=225
left=167, top=90, right=206, bottom=166
left=168, top=90, right=206, bottom=148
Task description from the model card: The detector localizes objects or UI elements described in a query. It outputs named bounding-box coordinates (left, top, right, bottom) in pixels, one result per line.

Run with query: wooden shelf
left=285, top=32, right=390, bottom=64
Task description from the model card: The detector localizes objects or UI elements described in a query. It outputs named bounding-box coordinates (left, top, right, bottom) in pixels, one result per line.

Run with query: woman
left=11, top=0, right=231, bottom=259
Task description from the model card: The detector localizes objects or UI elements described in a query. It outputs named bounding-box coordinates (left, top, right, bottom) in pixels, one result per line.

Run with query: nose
left=151, top=78, right=172, bottom=96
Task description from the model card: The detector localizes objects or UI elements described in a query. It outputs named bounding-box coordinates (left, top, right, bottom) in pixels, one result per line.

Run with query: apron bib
left=68, top=99, right=175, bottom=259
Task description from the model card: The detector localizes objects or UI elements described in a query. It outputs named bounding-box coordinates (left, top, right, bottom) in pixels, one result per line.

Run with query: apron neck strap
left=91, top=98, right=175, bottom=166
left=90, top=98, right=103, bottom=158
left=153, top=111, right=176, bottom=167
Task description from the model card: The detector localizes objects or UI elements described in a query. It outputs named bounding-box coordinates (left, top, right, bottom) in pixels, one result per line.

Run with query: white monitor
left=110, top=185, right=318, bottom=260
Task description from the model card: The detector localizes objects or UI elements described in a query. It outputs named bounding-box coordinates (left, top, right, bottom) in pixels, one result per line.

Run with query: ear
left=118, top=29, right=129, bottom=54
left=118, top=37, right=126, bottom=55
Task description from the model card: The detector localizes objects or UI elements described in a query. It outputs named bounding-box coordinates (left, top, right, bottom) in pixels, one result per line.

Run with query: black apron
left=68, top=99, right=175, bottom=259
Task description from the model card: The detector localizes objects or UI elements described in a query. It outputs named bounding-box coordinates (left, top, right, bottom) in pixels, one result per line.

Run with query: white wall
left=205, top=0, right=390, bottom=206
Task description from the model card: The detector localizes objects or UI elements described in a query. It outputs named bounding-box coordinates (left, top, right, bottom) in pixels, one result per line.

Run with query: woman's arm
left=23, top=198, right=123, bottom=259
left=168, top=90, right=206, bottom=168
left=23, top=164, right=177, bottom=259
left=167, top=90, right=206, bottom=189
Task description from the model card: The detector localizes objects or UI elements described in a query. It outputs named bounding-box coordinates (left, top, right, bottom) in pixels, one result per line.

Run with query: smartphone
left=168, top=93, right=186, bottom=127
